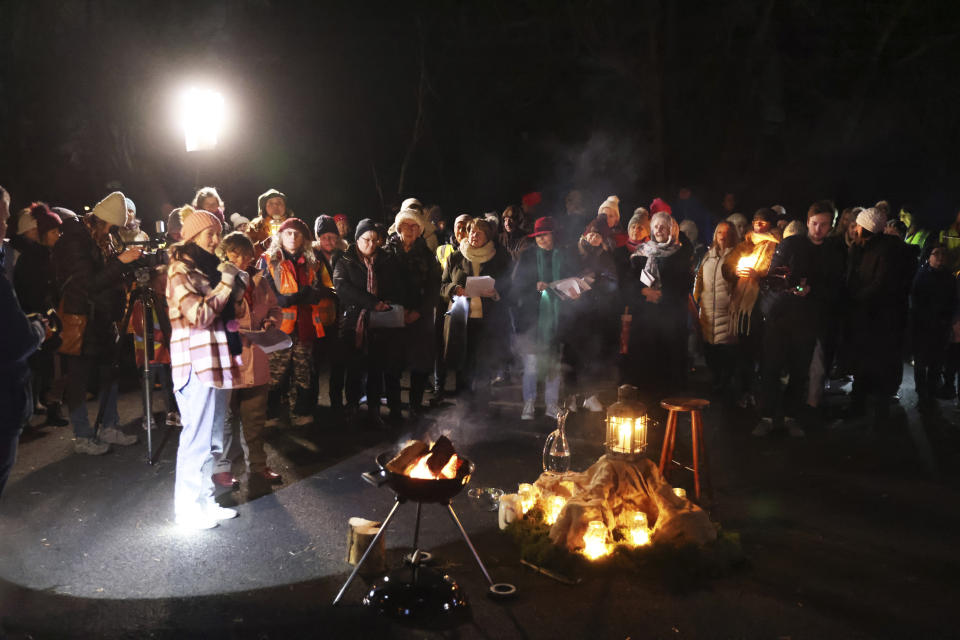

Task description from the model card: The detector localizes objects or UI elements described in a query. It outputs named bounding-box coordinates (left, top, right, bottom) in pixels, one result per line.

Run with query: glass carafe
left=542, top=402, right=572, bottom=474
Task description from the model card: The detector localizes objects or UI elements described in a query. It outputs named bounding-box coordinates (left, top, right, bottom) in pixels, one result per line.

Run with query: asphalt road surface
left=2, top=368, right=959, bottom=639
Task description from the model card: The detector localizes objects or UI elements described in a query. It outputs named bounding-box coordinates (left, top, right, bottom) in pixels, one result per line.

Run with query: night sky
left=2, top=0, right=959, bottom=227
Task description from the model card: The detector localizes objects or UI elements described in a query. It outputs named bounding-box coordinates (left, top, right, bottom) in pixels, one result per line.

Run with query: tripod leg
left=412, top=502, right=422, bottom=552
left=446, top=503, right=494, bottom=586
left=333, top=499, right=401, bottom=605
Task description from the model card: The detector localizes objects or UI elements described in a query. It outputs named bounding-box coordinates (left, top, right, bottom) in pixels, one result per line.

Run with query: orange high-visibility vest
left=268, top=258, right=326, bottom=338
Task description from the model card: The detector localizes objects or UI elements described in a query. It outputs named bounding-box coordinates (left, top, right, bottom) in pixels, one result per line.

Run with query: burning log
left=346, top=517, right=386, bottom=572
left=386, top=440, right=430, bottom=475
left=426, top=435, right=457, bottom=476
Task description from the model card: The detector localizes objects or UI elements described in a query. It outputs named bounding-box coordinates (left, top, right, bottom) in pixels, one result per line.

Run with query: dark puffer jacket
left=52, top=217, right=136, bottom=357
left=383, top=235, right=441, bottom=371
left=13, top=241, right=58, bottom=314
left=332, top=245, right=409, bottom=345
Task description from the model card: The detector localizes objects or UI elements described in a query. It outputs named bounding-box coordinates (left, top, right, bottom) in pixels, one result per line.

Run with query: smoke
left=543, top=130, right=650, bottom=211
left=392, top=399, right=510, bottom=451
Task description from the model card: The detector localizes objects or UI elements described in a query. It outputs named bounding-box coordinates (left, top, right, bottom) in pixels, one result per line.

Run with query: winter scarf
left=459, top=239, right=497, bottom=318
left=356, top=251, right=378, bottom=348
left=728, top=231, right=780, bottom=335
left=537, top=248, right=566, bottom=344
left=634, top=218, right=682, bottom=289
left=181, top=243, right=242, bottom=356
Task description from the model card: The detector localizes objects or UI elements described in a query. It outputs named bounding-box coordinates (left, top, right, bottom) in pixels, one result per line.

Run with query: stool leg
left=691, top=410, right=702, bottom=500
left=659, top=410, right=678, bottom=477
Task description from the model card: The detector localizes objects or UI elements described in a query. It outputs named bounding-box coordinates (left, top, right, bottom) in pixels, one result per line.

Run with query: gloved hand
left=217, top=261, right=240, bottom=287
left=232, top=270, right=250, bottom=301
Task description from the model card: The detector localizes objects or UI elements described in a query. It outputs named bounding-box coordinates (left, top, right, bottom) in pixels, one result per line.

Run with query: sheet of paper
left=549, top=277, right=592, bottom=300
left=369, top=305, right=405, bottom=329
left=464, top=276, right=496, bottom=298
left=239, top=327, right=293, bottom=353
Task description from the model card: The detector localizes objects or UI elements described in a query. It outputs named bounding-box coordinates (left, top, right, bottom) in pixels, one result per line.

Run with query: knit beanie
left=598, top=195, right=620, bottom=223
left=230, top=213, right=250, bottom=228
left=124, top=197, right=136, bottom=216
left=856, top=207, right=885, bottom=234
left=257, top=188, right=287, bottom=216
left=314, top=214, right=339, bottom=238
left=649, top=198, right=672, bottom=216
left=30, top=203, right=62, bottom=235
left=355, top=218, right=378, bottom=241
left=400, top=197, right=423, bottom=212
left=16, top=208, right=37, bottom=235
left=278, top=217, right=312, bottom=240
left=679, top=219, right=699, bottom=245
left=521, top=192, right=542, bottom=209
left=167, top=208, right=184, bottom=235
left=180, top=205, right=223, bottom=243
left=394, top=207, right=424, bottom=234
left=51, top=206, right=79, bottom=222
left=91, top=191, right=128, bottom=227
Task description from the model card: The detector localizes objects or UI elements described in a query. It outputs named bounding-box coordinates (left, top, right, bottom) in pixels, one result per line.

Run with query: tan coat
left=235, top=271, right=283, bottom=388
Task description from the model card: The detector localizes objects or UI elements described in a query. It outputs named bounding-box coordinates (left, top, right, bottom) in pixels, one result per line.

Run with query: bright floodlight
left=179, top=88, right=225, bottom=152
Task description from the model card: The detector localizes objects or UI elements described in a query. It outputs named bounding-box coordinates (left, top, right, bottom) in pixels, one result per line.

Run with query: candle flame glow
left=582, top=521, right=611, bottom=560
left=544, top=495, right=566, bottom=525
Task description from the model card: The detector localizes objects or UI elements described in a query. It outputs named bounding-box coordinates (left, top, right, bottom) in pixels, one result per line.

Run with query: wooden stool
left=658, top=397, right=710, bottom=500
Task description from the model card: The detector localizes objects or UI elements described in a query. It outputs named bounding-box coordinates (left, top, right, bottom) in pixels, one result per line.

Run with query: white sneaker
left=751, top=417, right=773, bottom=437
left=521, top=401, right=535, bottom=420
left=545, top=405, right=560, bottom=420
left=165, top=411, right=181, bottom=427
left=291, top=414, right=313, bottom=427
left=74, top=437, right=110, bottom=456
left=100, top=427, right=138, bottom=446
left=206, top=504, right=238, bottom=521
left=142, top=415, right=156, bottom=430
left=176, top=510, right=218, bottom=530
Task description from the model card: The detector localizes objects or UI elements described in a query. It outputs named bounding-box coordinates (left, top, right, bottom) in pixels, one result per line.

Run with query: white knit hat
left=16, top=209, right=37, bottom=235
left=394, top=207, right=424, bottom=235
left=91, top=191, right=128, bottom=227
left=400, top=197, right=423, bottom=212
left=230, top=213, right=250, bottom=228
left=598, top=195, right=620, bottom=224
left=855, top=207, right=884, bottom=234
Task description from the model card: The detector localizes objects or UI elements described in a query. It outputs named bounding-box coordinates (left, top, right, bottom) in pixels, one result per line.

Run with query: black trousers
left=759, top=317, right=816, bottom=419
left=344, top=329, right=402, bottom=413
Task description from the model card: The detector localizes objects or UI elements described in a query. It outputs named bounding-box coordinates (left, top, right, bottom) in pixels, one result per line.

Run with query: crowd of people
left=2, top=181, right=958, bottom=528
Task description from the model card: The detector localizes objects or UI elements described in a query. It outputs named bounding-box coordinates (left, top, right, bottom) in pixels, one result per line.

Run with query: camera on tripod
left=123, top=221, right=171, bottom=280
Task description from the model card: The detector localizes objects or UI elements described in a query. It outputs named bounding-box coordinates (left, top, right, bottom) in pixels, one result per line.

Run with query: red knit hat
left=527, top=216, right=555, bottom=237
left=650, top=198, right=672, bottom=216
left=521, top=192, right=542, bottom=209
left=29, top=202, right=62, bottom=235
left=278, top=217, right=312, bottom=240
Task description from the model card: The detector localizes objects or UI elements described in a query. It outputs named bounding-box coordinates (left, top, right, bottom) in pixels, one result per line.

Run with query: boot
left=409, top=372, right=427, bottom=415
left=44, top=402, right=69, bottom=427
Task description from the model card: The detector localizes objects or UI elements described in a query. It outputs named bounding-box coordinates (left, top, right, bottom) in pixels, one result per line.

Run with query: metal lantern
left=605, top=384, right=649, bottom=457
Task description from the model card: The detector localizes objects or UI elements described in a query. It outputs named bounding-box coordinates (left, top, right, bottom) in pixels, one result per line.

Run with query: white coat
left=694, top=245, right=736, bottom=345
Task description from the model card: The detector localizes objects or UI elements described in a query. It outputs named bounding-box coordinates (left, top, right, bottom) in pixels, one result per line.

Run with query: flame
left=582, top=521, right=611, bottom=560
left=518, top=483, right=540, bottom=514
left=544, top=495, right=566, bottom=525
left=737, top=252, right=759, bottom=275
left=405, top=453, right=460, bottom=480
